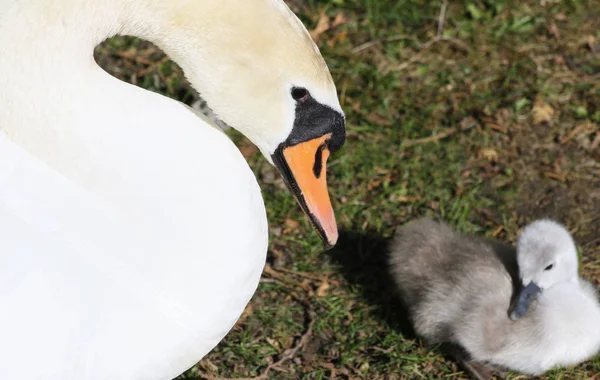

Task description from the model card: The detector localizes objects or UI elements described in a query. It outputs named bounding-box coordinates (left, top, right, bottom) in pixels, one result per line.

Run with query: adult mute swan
left=0, top=0, right=346, bottom=379
left=389, top=217, right=600, bottom=379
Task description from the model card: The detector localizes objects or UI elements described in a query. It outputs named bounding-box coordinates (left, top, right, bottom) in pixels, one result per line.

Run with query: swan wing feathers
left=0, top=121, right=268, bottom=380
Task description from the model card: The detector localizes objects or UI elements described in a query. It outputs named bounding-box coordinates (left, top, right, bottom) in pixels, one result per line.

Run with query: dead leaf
left=458, top=116, right=478, bottom=130
left=548, top=22, right=560, bottom=39
left=198, top=359, right=219, bottom=375
left=560, top=121, right=596, bottom=144
left=487, top=122, right=508, bottom=134
left=115, top=48, right=137, bottom=60
left=309, top=13, right=331, bottom=41
left=238, top=138, right=258, bottom=158
left=495, top=108, right=512, bottom=125
left=365, top=113, right=392, bottom=126
left=116, top=48, right=152, bottom=65
left=283, top=218, right=300, bottom=235
left=309, top=12, right=348, bottom=42
left=332, top=13, right=348, bottom=28
left=545, top=171, right=566, bottom=182
left=585, top=35, right=599, bottom=53
left=390, top=194, right=421, bottom=203
left=531, top=100, right=554, bottom=125
left=336, top=29, right=348, bottom=44
left=478, top=148, right=498, bottom=161
left=232, top=303, right=254, bottom=331
left=284, top=218, right=300, bottom=230
left=240, top=303, right=254, bottom=320
left=359, top=362, right=370, bottom=372
left=366, top=178, right=383, bottom=191
left=266, top=337, right=281, bottom=349
left=554, top=13, right=566, bottom=21
left=316, top=280, right=330, bottom=297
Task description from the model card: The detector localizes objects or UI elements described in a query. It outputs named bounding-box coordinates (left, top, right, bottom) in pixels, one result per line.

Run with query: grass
left=94, top=0, right=600, bottom=378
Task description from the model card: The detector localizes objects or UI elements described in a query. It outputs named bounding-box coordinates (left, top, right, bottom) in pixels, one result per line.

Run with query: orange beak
left=272, top=133, right=338, bottom=248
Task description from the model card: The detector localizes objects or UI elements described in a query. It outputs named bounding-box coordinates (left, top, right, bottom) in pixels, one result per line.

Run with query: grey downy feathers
left=388, top=217, right=600, bottom=378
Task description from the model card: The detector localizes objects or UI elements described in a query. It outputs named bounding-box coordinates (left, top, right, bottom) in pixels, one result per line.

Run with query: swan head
left=509, top=220, right=579, bottom=320
left=142, top=0, right=346, bottom=247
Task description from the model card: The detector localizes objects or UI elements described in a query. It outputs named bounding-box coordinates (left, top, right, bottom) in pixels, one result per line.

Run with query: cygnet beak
left=509, top=281, right=542, bottom=320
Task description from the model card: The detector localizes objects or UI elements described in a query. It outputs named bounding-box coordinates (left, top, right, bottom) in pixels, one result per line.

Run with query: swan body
left=389, top=217, right=600, bottom=377
left=0, top=0, right=345, bottom=379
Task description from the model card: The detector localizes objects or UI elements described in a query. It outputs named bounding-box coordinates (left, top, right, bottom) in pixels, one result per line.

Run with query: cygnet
left=388, top=217, right=600, bottom=379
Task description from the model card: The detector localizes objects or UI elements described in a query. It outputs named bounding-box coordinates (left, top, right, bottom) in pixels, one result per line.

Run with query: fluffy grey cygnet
left=388, top=217, right=600, bottom=379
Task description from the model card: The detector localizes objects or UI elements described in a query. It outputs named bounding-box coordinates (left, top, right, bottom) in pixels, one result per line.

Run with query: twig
left=351, top=39, right=382, bottom=54
left=583, top=72, right=600, bottom=83
left=274, top=266, right=332, bottom=282
left=260, top=272, right=311, bottom=293
left=203, top=266, right=316, bottom=380
left=263, top=264, right=313, bottom=291
left=372, top=345, right=396, bottom=354
left=256, top=305, right=315, bottom=378
left=219, top=302, right=314, bottom=380
left=136, top=56, right=169, bottom=77
left=384, top=36, right=469, bottom=73
left=437, top=0, right=449, bottom=37
left=354, top=0, right=461, bottom=58
left=340, top=78, right=348, bottom=107
left=401, top=126, right=457, bottom=148
left=351, top=34, right=421, bottom=54
left=559, top=122, right=596, bottom=144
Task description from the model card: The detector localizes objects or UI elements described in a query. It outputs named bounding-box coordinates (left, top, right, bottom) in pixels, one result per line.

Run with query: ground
left=94, top=0, right=600, bottom=378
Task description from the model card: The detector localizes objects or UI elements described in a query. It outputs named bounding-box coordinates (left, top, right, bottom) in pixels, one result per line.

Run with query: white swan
left=389, top=217, right=600, bottom=379
left=0, top=1, right=346, bottom=379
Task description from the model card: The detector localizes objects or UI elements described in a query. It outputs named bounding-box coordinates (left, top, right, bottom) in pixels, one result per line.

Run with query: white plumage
left=0, top=68, right=268, bottom=380
left=0, top=0, right=344, bottom=379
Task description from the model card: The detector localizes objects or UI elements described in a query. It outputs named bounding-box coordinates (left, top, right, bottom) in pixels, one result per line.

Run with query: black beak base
left=268, top=88, right=346, bottom=248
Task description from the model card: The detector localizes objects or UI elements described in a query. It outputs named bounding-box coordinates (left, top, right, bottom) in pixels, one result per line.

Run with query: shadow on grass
left=327, top=229, right=415, bottom=339
left=327, top=228, right=519, bottom=379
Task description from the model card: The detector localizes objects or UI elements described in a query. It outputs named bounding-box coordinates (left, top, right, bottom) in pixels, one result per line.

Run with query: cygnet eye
left=544, top=263, right=554, bottom=271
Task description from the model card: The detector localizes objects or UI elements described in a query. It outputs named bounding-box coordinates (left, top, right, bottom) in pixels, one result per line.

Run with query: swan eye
left=544, top=264, right=554, bottom=271
left=291, top=87, right=309, bottom=102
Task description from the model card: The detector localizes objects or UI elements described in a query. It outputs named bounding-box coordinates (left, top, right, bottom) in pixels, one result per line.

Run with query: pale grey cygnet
left=388, top=217, right=600, bottom=378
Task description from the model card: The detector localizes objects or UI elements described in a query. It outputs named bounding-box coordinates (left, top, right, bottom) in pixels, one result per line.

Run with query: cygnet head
left=509, top=220, right=579, bottom=320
